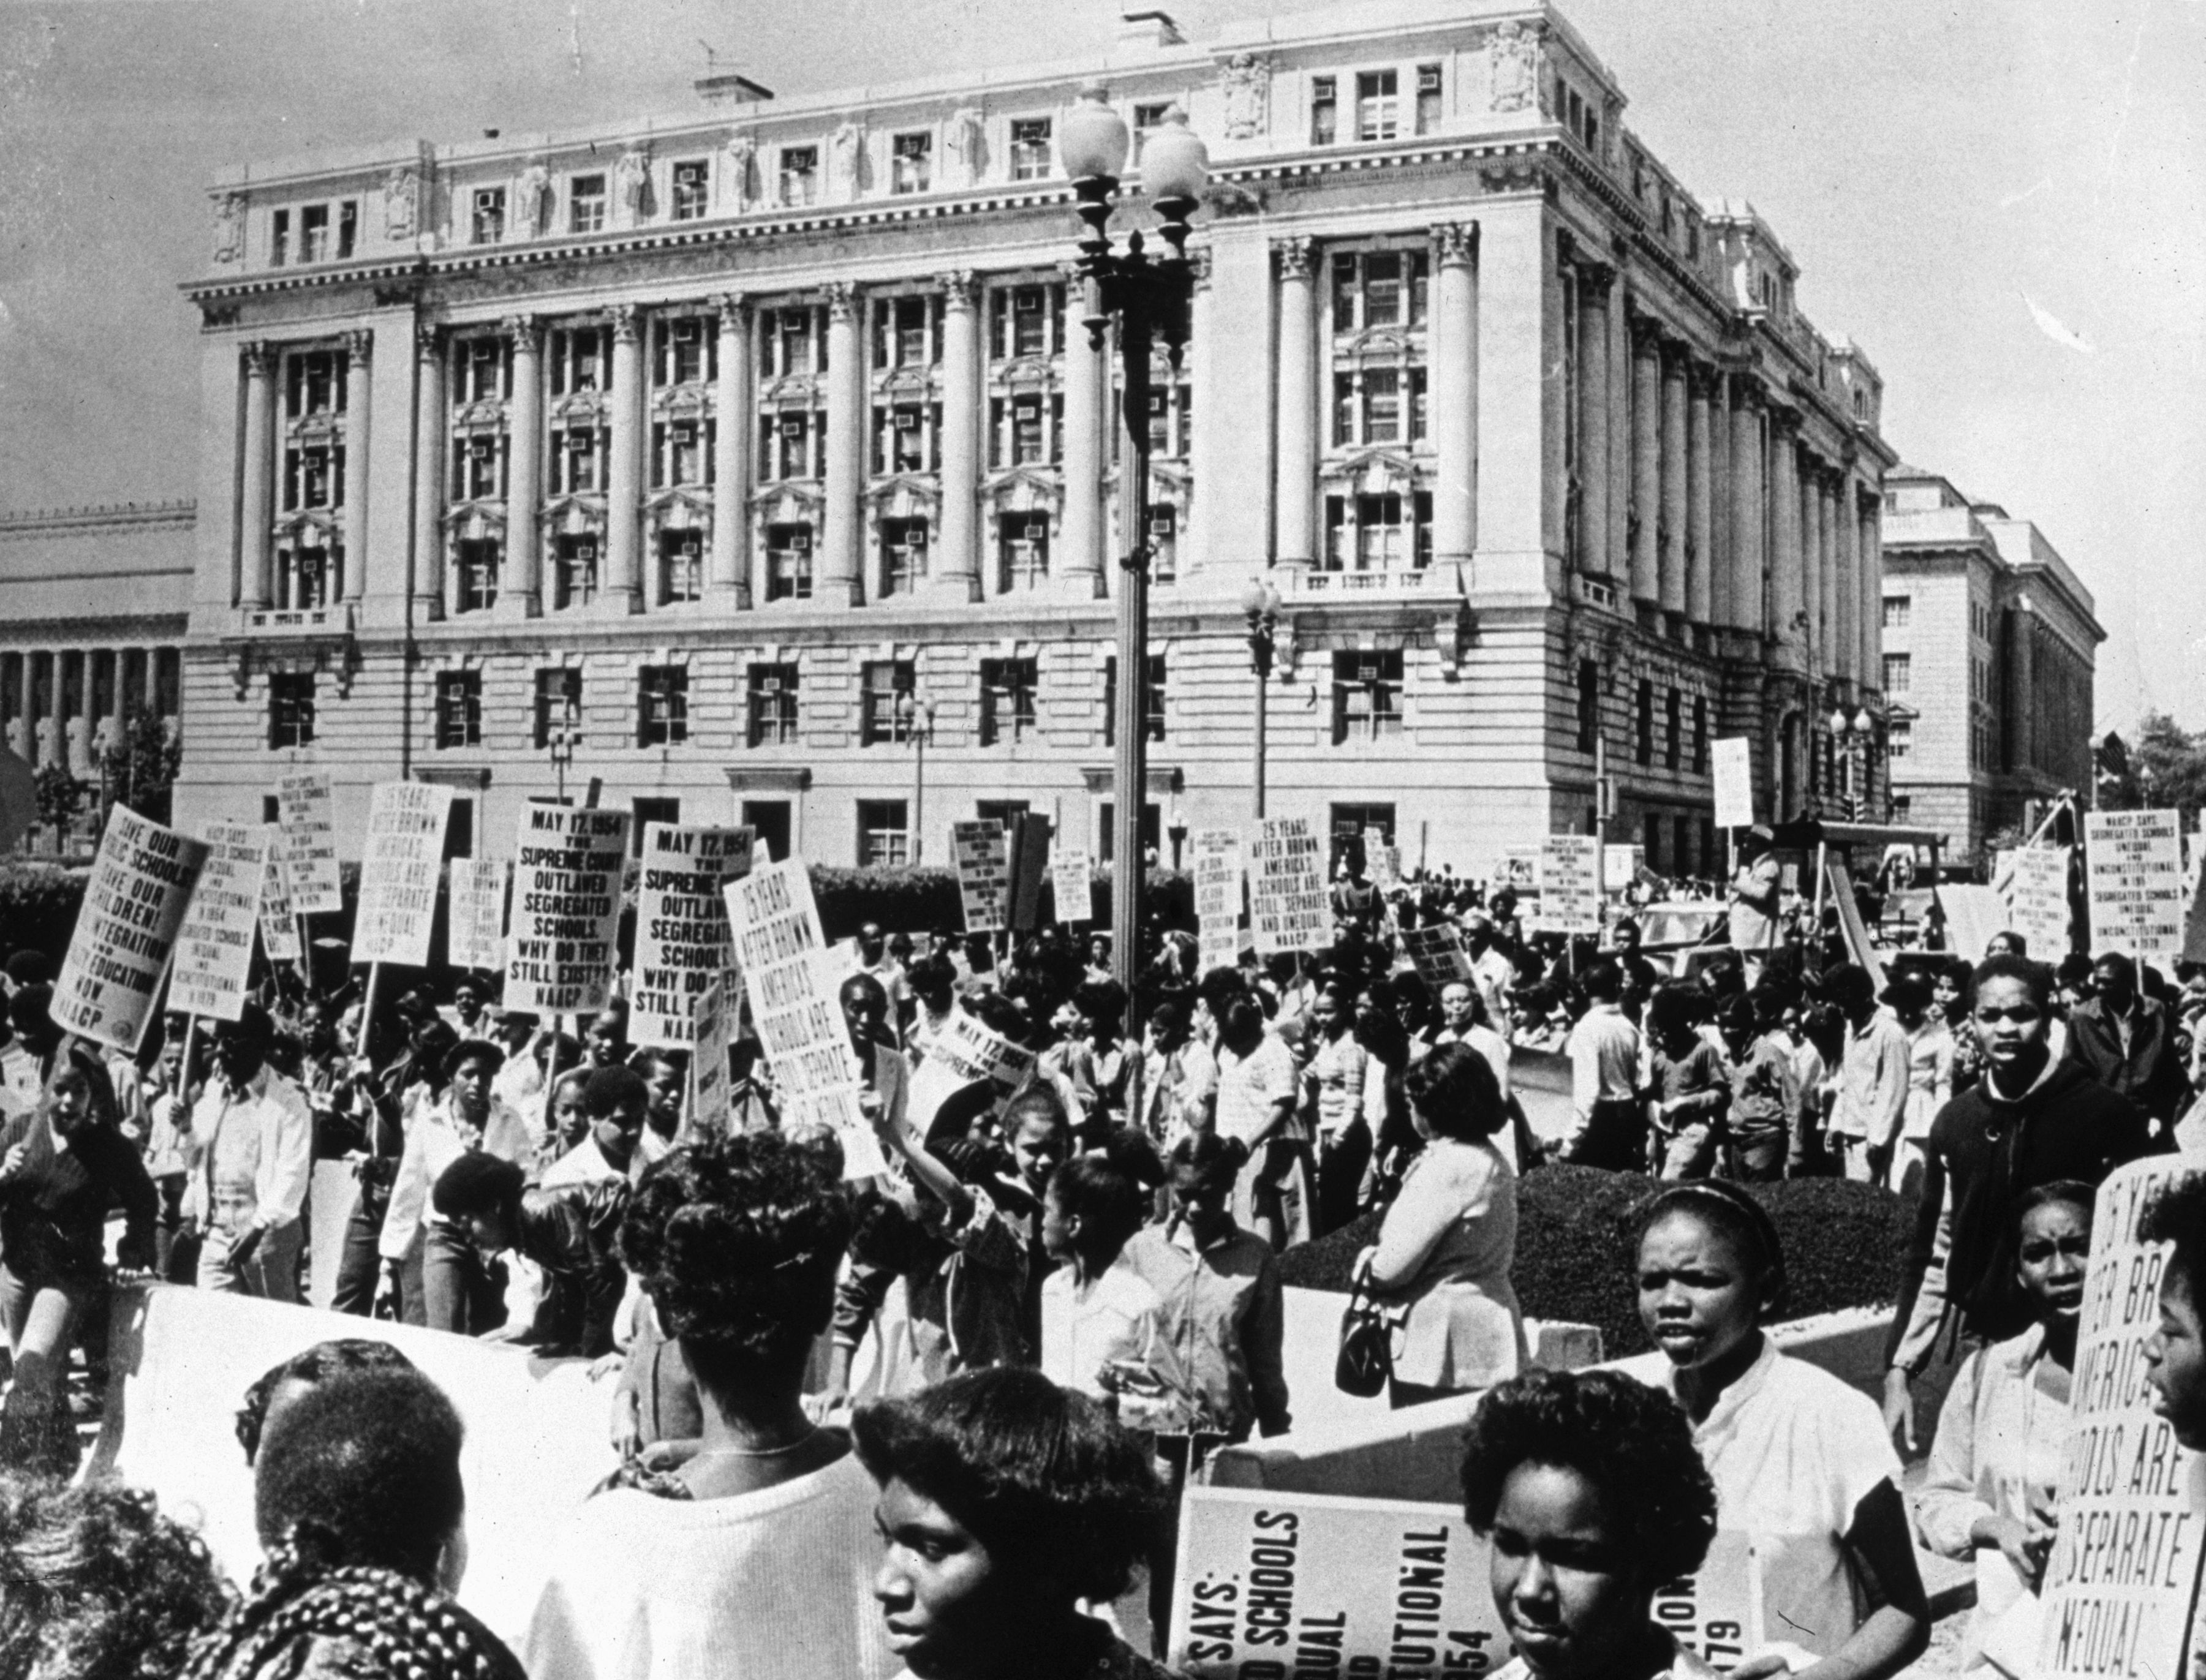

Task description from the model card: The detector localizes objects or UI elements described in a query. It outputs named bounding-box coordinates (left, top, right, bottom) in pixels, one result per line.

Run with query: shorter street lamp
left=895, top=691, right=937, bottom=864
left=1829, top=706, right=1874, bottom=821
left=1241, top=578, right=1284, bottom=820
left=548, top=693, right=580, bottom=804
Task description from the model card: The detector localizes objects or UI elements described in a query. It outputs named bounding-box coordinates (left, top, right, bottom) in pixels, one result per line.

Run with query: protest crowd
left=0, top=791, right=2200, bottom=1680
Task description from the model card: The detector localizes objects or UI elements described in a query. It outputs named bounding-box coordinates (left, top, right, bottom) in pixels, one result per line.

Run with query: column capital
left=937, top=271, right=979, bottom=311
left=610, top=302, right=641, bottom=344
left=243, top=340, right=276, bottom=377
left=1430, top=221, right=1478, bottom=268
left=1274, top=235, right=1314, bottom=281
left=1767, top=401, right=1801, bottom=436
left=1054, top=257, right=1087, bottom=286
left=1628, top=311, right=1666, bottom=353
left=342, top=328, right=373, bottom=363
left=1687, top=360, right=1723, bottom=399
left=500, top=313, right=540, bottom=350
left=414, top=322, right=442, bottom=362
left=711, top=291, right=750, bottom=328
left=823, top=280, right=858, bottom=323
left=1730, top=374, right=1764, bottom=413
left=1576, top=258, right=1615, bottom=296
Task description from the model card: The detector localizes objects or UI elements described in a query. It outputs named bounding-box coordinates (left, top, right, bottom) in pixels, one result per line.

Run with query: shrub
left=806, top=864, right=1193, bottom=943
left=1279, top=1164, right=1913, bottom=1355
left=0, top=862, right=88, bottom=968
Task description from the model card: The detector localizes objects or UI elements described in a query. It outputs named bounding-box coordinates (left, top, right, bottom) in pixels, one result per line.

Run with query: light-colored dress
left=1366, top=1136, right=1525, bottom=1390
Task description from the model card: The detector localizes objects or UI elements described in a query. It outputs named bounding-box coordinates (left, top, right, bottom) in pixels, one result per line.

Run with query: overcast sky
left=1, top=0, right=2198, bottom=731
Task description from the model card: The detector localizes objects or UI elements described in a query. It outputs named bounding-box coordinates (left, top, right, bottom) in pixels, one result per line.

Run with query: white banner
left=258, top=831, right=301, bottom=964
left=1248, top=816, right=1328, bottom=955
left=169, top=821, right=268, bottom=1023
left=1604, top=843, right=1644, bottom=892
left=2003, top=845, right=2072, bottom=959
left=1193, top=829, right=1244, bottom=974
left=1936, top=883, right=2008, bottom=965
left=352, top=782, right=453, bottom=968
left=1051, top=845, right=1095, bottom=927
left=446, top=858, right=508, bottom=974
left=1535, top=834, right=1602, bottom=934
left=951, top=821, right=1010, bottom=934
left=907, top=1011, right=1036, bottom=1138
left=53, top=807, right=208, bottom=1053
left=631, top=823, right=753, bottom=1049
left=2085, top=808, right=2183, bottom=965
left=504, top=804, right=629, bottom=1015
left=1712, top=736, right=1754, bottom=830
left=274, top=769, right=344, bottom=914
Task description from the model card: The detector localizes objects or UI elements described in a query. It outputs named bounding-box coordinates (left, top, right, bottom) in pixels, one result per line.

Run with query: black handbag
left=1334, top=1273, right=1398, bottom=1398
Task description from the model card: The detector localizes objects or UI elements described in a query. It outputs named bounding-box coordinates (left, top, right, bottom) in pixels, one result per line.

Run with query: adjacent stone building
left=1879, top=464, right=2101, bottom=861
left=175, top=0, right=1895, bottom=872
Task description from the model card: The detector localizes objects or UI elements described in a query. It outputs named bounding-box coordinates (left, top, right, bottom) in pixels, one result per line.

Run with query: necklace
left=687, top=1427, right=821, bottom=1460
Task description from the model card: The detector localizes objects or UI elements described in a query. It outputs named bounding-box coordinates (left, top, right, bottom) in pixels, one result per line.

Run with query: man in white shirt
left=1462, top=914, right=1517, bottom=1039
left=1213, top=997, right=1307, bottom=1250
left=1562, top=964, right=1642, bottom=1169
left=187, top=1004, right=312, bottom=1301
left=1825, top=965, right=1909, bottom=1183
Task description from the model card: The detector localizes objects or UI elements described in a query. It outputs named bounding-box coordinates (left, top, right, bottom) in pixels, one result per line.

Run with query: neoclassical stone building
left=177, top=0, right=1894, bottom=873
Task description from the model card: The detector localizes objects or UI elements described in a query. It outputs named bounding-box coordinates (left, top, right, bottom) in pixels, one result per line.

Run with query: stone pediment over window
left=287, top=413, right=343, bottom=445
left=653, top=386, right=713, bottom=421
left=540, top=492, right=608, bottom=523
left=549, top=392, right=607, bottom=424
left=1319, top=448, right=1422, bottom=496
left=875, top=367, right=937, bottom=401
left=1339, top=330, right=1418, bottom=364
left=453, top=397, right=508, bottom=430
left=762, top=375, right=821, bottom=406
left=983, top=468, right=1063, bottom=516
left=275, top=509, right=341, bottom=543
left=645, top=487, right=714, bottom=521
left=994, top=357, right=1057, bottom=391
left=752, top=482, right=825, bottom=519
left=443, top=503, right=508, bottom=537
left=866, top=477, right=941, bottom=518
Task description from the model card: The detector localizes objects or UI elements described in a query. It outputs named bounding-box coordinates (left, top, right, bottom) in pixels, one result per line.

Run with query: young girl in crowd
left=1620, top=1181, right=1928, bottom=1679
left=855, top=1366, right=1177, bottom=1680
left=1914, top=1181, right=2090, bottom=1668
left=1460, top=1368, right=1720, bottom=1680
left=2142, top=1170, right=2206, bottom=1451
left=1040, top=1150, right=1177, bottom=1415
left=1643, top=986, right=1728, bottom=1181
left=1888, top=973, right=1952, bottom=1198
left=1717, top=993, right=1794, bottom=1185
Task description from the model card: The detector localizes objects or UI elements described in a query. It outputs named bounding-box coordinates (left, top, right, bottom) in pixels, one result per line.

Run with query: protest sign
left=1361, top=826, right=1402, bottom=890
left=352, top=782, right=453, bottom=967
left=1193, top=829, right=1244, bottom=972
left=2085, top=808, right=2183, bottom=965
left=727, top=858, right=884, bottom=1178
left=688, top=978, right=734, bottom=1138
left=504, top=804, right=629, bottom=1014
left=2033, top=1155, right=2206, bottom=1679
left=907, top=1011, right=1037, bottom=1137
left=2004, top=845, right=2072, bottom=959
left=53, top=807, right=208, bottom=1052
left=446, top=858, right=508, bottom=974
left=1936, top=883, right=2008, bottom=963
left=274, top=770, right=344, bottom=914
left=169, top=822, right=268, bottom=1022
left=1535, top=835, right=1601, bottom=934
left=1497, top=846, right=1538, bottom=892
left=2187, top=864, right=2206, bottom=966
left=1604, top=843, right=1644, bottom=892
left=1711, top=737, right=1754, bottom=830
left=1248, top=816, right=1328, bottom=955
left=1400, top=922, right=1473, bottom=990
left=1051, top=845, right=1095, bottom=927
left=631, top=823, right=752, bottom=1049
left=952, top=820, right=1010, bottom=933
left=257, top=832, right=300, bottom=963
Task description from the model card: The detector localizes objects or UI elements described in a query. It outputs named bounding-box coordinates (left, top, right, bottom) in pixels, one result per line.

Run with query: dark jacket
left=515, top=1178, right=629, bottom=1357
left=0, top=1110, right=157, bottom=1289
left=1887, top=1057, right=2161, bottom=1365
left=2060, top=995, right=2190, bottom=1123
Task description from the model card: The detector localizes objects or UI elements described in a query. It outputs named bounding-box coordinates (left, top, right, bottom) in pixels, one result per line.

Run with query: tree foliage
left=2098, top=712, right=2206, bottom=819
left=102, top=709, right=183, bottom=825
left=31, top=764, right=83, bottom=832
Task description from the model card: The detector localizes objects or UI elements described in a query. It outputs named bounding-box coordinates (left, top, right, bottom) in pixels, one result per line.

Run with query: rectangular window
left=553, top=533, right=599, bottom=609
left=1889, top=720, right=1912, bottom=760
left=455, top=538, right=499, bottom=613
left=1010, top=118, right=1052, bottom=181
left=336, top=200, right=358, bottom=260
left=768, top=307, right=819, bottom=377
left=570, top=174, right=606, bottom=233
left=472, top=187, right=506, bottom=245
left=861, top=660, right=916, bottom=745
left=658, top=529, right=703, bottom=604
left=638, top=666, right=689, bottom=747
left=1882, top=595, right=1911, bottom=630
left=1332, top=249, right=1429, bottom=333
left=1354, top=494, right=1407, bottom=570
left=1363, top=367, right=1401, bottom=442
left=1331, top=650, right=1403, bottom=744
left=460, top=336, right=505, bottom=403
left=550, top=326, right=604, bottom=396
left=300, top=203, right=330, bottom=263
left=880, top=517, right=929, bottom=596
left=1012, top=286, right=1049, bottom=356
left=534, top=668, right=581, bottom=750
left=1132, top=102, right=1171, bottom=162
left=671, top=159, right=710, bottom=221
left=271, top=208, right=290, bottom=266
left=286, top=349, right=344, bottom=418
left=1102, top=655, right=1166, bottom=745
left=1147, top=503, right=1178, bottom=584
left=1356, top=70, right=1399, bottom=141
left=1692, top=695, right=1709, bottom=775
left=1664, top=687, right=1682, bottom=770
left=1310, top=75, right=1338, bottom=145
left=779, top=146, right=818, bottom=207
left=891, top=132, right=932, bottom=195
left=436, top=672, right=483, bottom=748
left=629, top=797, right=682, bottom=856
left=857, top=800, right=911, bottom=867
left=1635, top=678, right=1654, bottom=766
left=1883, top=652, right=1911, bottom=693
left=766, top=522, right=814, bottom=601
left=999, top=511, right=1049, bottom=591
left=746, top=663, right=800, bottom=747
left=979, top=658, right=1039, bottom=746
left=660, top=315, right=711, bottom=385
left=1010, top=393, right=1046, bottom=464
left=1576, top=660, right=1600, bottom=755
left=551, top=426, right=602, bottom=494
left=1415, top=64, right=1443, bottom=134
left=877, top=403, right=933, bottom=475
left=268, top=672, right=315, bottom=748
left=453, top=435, right=503, bottom=502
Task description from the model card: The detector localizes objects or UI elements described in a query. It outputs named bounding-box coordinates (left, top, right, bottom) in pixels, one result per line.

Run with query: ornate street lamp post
left=1240, top=578, right=1283, bottom=821
left=895, top=691, right=937, bottom=864
left=1829, top=706, right=1874, bottom=821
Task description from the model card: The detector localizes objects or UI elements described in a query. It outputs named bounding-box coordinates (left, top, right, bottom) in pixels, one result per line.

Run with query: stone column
left=501, top=315, right=543, bottom=616
left=1628, top=316, right=1661, bottom=605
left=1180, top=250, right=1214, bottom=582
left=240, top=342, right=277, bottom=610
left=606, top=303, right=646, bottom=613
left=1823, top=477, right=1843, bottom=682
left=1767, top=410, right=1801, bottom=670
left=33, top=654, right=58, bottom=768
left=1059, top=263, right=1105, bottom=599
left=1658, top=341, right=1687, bottom=617
left=1800, top=458, right=1823, bottom=677
left=1274, top=237, right=1317, bottom=570
left=934, top=272, right=981, bottom=600
left=1573, top=260, right=1609, bottom=582
left=1686, top=364, right=1715, bottom=628
left=711, top=293, right=753, bottom=609
left=1728, top=383, right=1763, bottom=635
left=1829, top=474, right=1854, bottom=684
left=820, top=281, right=863, bottom=608
left=5, top=655, right=28, bottom=762
left=1430, top=222, right=1479, bottom=578
left=342, top=330, right=372, bottom=608
left=410, top=326, right=446, bottom=622
left=1859, top=491, right=1881, bottom=688
left=1606, top=279, right=1630, bottom=589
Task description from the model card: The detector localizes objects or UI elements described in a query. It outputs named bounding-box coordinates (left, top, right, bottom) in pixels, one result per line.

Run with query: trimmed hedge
left=0, top=862, right=88, bottom=967
left=1278, top=1164, right=1913, bottom=1360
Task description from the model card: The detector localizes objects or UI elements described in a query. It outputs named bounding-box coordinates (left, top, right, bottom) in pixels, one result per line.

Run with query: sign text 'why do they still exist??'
left=505, top=804, right=631, bottom=1016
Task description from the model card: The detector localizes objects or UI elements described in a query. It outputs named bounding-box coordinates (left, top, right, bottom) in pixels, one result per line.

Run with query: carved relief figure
left=212, top=193, right=246, bottom=264
left=616, top=146, right=651, bottom=217
left=1219, top=53, right=1271, bottom=140
left=384, top=166, right=420, bottom=239
left=723, top=130, right=758, bottom=209
left=1489, top=21, right=1544, bottom=113
left=516, top=161, right=551, bottom=238
left=945, top=107, right=984, bottom=186
left=829, top=119, right=866, bottom=198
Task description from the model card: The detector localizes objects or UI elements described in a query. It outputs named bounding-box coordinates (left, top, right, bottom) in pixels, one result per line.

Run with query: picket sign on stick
left=52, top=805, right=209, bottom=1055
left=2084, top=808, right=2183, bottom=966
left=168, top=822, right=269, bottom=1023
left=630, top=823, right=752, bottom=1049
left=274, top=770, right=344, bottom=915
left=504, top=804, right=630, bottom=1015
left=1247, top=816, right=1328, bottom=955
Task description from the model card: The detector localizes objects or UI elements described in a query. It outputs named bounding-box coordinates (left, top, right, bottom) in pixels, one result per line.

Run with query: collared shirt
left=1142, top=1037, right=1217, bottom=1140
left=1040, top=1259, right=1168, bottom=1399
left=1122, top=1218, right=1290, bottom=1439
left=1302, top=1030, right=1367, bottom=1139
left=1214, top=1035, right=1301, bottom=1147
left=1565, top=1003, right=1640, bottom=1120
left=186, top=1064, right=312, bottom=1232
left=377, top=1091, right=535, bottom=1260
left=1830, top=1011, right=1911, bottom=1146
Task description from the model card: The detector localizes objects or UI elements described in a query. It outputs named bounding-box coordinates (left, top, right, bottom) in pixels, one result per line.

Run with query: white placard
left=2085, top=808, right=2183, bottom=965
left=1193, top=829, right=1244, bottom=974
left=1496, top=846, right=1538, bottom=891
left=1248, top=816, right=1328, bottom=955
left=275, top=769, right=344, bottom=914
left=689, top=977, right=734, bottom=1138
left=169, top=821, right=268, bottom=1023
left=906, top=1011, right=1037, bottom=1138
left=1051, top=845, right=1095, bottom=927
left=631, top=823, right=753, bottom=1049
left=53, top=807, right=208, bottom=1053
left=1604, top=843, right=1645, bottom=892
left=1936, top=883, right=2007, bottom=964
left=1712, top=736, right=1755, bottom=831
left=258, top=831, right=301, bottom=963
left=2034, top=1156, right=2206, bottom=1679
left=726, top=857, right=885, bottom=1179
left=2003, top=845, right=2072, bottom=959
left=1361, top=825, right=1401, bottom=889
left=504, top=804, right=630, bottom=1014
left=352, top=782, right=454, bottom=967
left=446, top=858, right=508, bottom=974
left=1400, top=921, right=1473, bottom=990
left=1535, top=834, right=1602, bottom=933
left=951, top=820, right=1010, bottom=934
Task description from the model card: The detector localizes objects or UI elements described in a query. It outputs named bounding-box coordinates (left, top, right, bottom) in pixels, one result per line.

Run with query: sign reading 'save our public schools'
left=53, top=806, right=208, bottom=1053
left=504, top=804, right=630, bottom=1014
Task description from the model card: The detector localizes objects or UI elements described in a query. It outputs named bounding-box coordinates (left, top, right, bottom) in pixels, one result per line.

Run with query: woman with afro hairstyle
left=856, top=1366, right=1174, bottom=1680
left=523, top=1131, right=896, bottom=1680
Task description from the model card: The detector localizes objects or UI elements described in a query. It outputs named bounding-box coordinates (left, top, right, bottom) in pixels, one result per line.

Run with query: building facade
left=176, top=0, right=1894, bottom=875
left=1879, top=465, right=2101, bottom=861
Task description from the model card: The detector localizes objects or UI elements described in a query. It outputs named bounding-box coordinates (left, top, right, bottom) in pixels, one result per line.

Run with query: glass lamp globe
left=1139, top=104, right=1209, bottom=200
left=1060, top=86, right=1130, bottom=181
